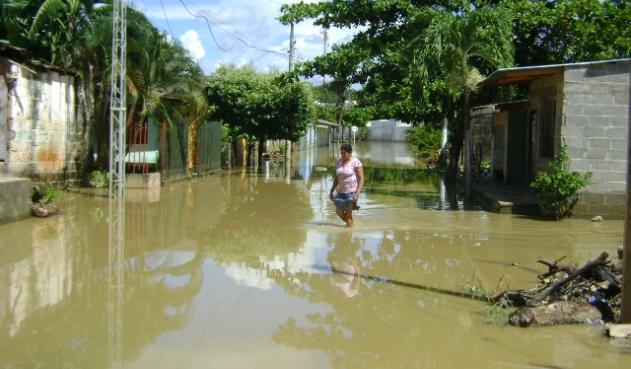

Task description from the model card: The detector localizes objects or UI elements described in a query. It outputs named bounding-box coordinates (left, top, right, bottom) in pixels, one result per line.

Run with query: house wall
left=561, top=61, right=630, bottom=215
left=471, top=109, right=493, bottom=169
left=366, top=119, right=411, bottom=142
left=1, top=59, right=87, bottom=182
left=528, top=73, right=564, bottom=175
left=0, top=60, right=8, bottom=163
left=491, top=111, right=507, bottom=175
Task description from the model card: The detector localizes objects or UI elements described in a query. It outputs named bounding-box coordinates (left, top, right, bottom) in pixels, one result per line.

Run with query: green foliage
left=206, top=65, right=314, bottom=142
left=356, top=125, right=370, bottom=141
left=530, top=145, right=592, bottom=219
left=88, top=170, right=108, bottom=188
left=507, top=0, right=631, bottom=66
left=42, top=186, right=60, bottom=204
left=1, top=1, right=209, bottom=171
left=406, top=125, right=442, bottom=159
left=464, top=274, right=510, bottom=325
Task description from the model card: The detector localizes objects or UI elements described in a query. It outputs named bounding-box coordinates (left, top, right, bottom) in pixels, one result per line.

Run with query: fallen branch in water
left=530, top=252, right=609, bottom=304
left=493, top=251, right=623, bottom=327
left=536, top=255, right=576, bottom=277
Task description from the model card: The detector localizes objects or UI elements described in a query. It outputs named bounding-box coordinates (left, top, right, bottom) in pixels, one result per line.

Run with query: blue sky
left=131, top=0, right=359, bottom=75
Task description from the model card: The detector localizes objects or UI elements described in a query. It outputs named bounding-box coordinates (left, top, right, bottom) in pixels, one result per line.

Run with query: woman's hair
left=340, top=143, right=353, bottom=153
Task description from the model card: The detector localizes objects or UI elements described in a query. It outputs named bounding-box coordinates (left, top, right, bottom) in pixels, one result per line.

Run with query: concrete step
left=0, top=176, right=32, bottom=224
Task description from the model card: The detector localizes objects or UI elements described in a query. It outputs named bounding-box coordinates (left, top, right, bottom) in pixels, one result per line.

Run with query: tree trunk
left=463, top=90, right=472, bottom=198
left=447, top=111, right=463, bottom=182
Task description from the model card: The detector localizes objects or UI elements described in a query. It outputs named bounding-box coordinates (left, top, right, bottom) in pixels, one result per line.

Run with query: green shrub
left=406, top=125, right=441, bottom=159
left=42, top=186, right=60, bottom=204
left=464, top=274, right=510, bottom=325
left=530, top=145, right=591, bottom=219
left=89, top=170, right=109, bottom=188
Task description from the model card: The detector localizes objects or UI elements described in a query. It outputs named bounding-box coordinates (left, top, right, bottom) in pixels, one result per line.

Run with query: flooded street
left=1, top=142, right=629, bottom=369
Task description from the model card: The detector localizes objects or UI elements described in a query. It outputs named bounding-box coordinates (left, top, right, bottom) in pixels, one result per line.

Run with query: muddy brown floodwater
left=0, top=142, right=629, bottom=369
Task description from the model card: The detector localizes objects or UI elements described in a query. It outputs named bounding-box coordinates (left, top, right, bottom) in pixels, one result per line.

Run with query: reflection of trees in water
left=205, top=179, right=313, bottom=265
left=0, top=185, right=207, bottom=369
left=363, top=167, right=441, bottom=186
left=269, top=230, right=480, bottom=369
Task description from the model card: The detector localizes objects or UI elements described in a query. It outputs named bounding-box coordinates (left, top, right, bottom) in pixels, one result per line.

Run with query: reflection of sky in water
left=223, top=231, right=332, bottom=290
left=149, top=274, right=192, bottom=289
left=143, top=250, right=197, bottom=271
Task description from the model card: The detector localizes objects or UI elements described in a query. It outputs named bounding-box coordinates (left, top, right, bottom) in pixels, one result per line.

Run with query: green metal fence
left=195, top=120, right=221, bottom=175
left=159, top=122, right=189, bottom=181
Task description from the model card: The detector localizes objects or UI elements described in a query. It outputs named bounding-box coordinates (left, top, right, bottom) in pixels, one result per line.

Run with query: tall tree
left=414, top=4, right=514, bottom=195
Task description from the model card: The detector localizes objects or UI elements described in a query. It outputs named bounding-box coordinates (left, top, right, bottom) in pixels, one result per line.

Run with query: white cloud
left=134, top=0, right=361, bottom=73
left=179, top=29, right=206, bottom=60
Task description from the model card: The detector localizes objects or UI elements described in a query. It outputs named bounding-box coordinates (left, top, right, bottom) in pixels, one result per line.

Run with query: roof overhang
left=314, top=119, right=341, bottom=128
left=483, top=66, right=563, bottom=87
left=482, top=58, right=631, bottom=87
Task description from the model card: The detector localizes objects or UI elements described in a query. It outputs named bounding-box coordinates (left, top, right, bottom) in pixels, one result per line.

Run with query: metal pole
left=108, top=1, right=126, bottom=368
left=621, top=100, right=631, bottom=322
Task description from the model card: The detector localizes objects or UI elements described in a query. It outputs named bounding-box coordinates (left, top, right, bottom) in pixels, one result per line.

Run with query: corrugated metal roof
left=482, top=58, right=631, bottom=87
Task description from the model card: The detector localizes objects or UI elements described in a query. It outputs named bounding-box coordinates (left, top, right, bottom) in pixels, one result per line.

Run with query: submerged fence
left=195, top=121, right=222, bottom=175
left=157, top=120, right=221, bottom=181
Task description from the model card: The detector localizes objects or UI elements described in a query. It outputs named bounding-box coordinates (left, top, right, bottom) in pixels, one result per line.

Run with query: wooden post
left=622, top=107, right=631, bottom=323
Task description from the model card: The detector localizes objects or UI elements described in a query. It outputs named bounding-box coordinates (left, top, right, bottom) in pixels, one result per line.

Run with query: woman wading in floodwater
left=329, top=144, right=364, bottom=227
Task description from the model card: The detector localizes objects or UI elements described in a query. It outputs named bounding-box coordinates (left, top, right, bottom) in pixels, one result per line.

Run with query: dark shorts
left=334, top=192, right=355, bottom=211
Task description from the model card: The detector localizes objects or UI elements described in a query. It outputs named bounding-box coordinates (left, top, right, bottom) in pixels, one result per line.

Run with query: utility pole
left=108, top=0, right=126, bottom=368
left=321, top=27, right=328, bottom=85
left=622, top=109, right=631, bottom=323
left=285, top=22, right=296, bottom=182
left=288, top=22, right=296, bottom=72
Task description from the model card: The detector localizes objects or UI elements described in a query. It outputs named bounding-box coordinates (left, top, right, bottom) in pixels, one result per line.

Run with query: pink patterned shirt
left=336, top=157, right=362, bottom=194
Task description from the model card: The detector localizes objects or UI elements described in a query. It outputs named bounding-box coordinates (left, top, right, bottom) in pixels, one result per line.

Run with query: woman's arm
left=353, top=165, right=364, bottom=201
left=330, top=176, right=339, bottom=200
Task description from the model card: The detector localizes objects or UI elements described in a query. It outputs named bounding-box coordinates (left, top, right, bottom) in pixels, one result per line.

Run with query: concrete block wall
left=2, top=60, right=86, bottom=182
left=561, top=61, right=630, bottom=215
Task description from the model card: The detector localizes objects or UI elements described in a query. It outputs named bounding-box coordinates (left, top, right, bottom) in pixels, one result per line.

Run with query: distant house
left=366, top=119, right=411, bottom=142
left=478, top=58, right=630, bottom=216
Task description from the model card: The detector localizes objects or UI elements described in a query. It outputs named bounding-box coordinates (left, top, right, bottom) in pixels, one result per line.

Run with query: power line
left=159, top=0, right=175, bottom=37
left=177, top=0, right=286, bottom=56
left=177, top=0, right=239, bottom=52
left=262, top=0, right=283, bottom=6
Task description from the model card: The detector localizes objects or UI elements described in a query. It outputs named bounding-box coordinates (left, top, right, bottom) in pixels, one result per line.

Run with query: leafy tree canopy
left=205, top=65, right=315, bottom=142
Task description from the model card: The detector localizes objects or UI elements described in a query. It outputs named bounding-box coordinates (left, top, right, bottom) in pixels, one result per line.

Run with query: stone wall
left=1, top=59, right=88, bottom=183
left=561, top=61, right=630, bottom=216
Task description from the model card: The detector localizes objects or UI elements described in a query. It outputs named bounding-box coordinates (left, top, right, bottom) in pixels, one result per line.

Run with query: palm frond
left=29, top=0, right=65, bottom=37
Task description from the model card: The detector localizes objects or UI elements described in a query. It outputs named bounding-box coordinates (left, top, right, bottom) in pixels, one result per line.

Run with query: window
left=539, top=100, right=555, bottom=158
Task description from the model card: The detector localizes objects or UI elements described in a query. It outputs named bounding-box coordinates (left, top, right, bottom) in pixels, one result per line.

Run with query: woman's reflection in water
left=328, top=232, right=361, bottom=298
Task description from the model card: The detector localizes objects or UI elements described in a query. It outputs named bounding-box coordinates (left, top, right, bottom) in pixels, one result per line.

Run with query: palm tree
left=415, top=4, right=514, bottom=195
